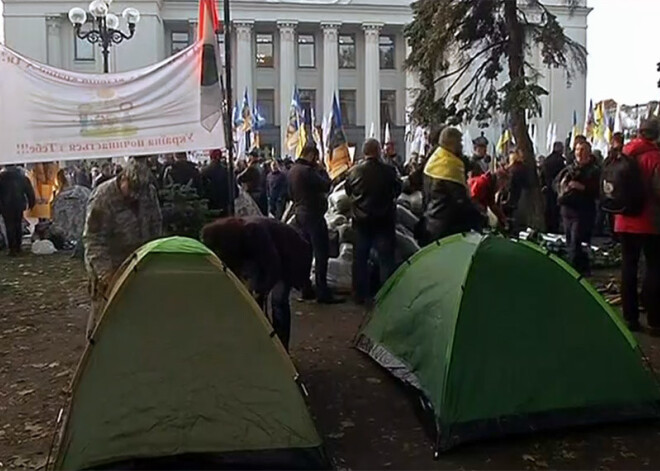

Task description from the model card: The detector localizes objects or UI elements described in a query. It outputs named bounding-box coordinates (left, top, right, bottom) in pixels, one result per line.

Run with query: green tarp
left=357, top=233, right=660, bottom=451
left=56, top=237, right=328, bottom=470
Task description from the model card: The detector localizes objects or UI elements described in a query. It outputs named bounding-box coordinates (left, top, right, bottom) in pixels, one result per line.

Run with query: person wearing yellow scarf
left=422, top=127, right=485, bottom=244
left=424, top=145, right=468, bottom=187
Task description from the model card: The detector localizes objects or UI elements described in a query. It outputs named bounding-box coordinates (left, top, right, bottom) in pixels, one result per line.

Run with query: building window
left=74, top=32, right=95, bottom=61
left=339, top=90, right=357, bottom=126
left=379, top=35, right=395, bottom=69
left=171, top=32, right=190, bottom=54
left=256, top=33, right=274, bottom=68
left=338, top=35, right=356, bottom=69
left=256, top=89, right=275, bottom=125
left=299, top=89, right=316, bottom=115
left=298, top=34, right=316, bottom=68
left=380, top=90, right=396, bottom=126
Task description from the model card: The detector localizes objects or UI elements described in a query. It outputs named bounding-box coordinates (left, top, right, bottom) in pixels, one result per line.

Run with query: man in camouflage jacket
left=83, top=158, right=162, bottom=338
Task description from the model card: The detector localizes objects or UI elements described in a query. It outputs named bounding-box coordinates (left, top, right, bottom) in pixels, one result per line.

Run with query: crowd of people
left=1, top=116, right=660, bottom=344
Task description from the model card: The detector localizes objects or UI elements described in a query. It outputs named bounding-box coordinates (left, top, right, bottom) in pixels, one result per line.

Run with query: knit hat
left=122, top=157, right=153, bottom=193
left=472, top=133, right=489, bottom=148
left=640, top=118, right=660, bottom=141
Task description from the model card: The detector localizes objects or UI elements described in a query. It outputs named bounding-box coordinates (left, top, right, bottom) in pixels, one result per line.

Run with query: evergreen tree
left=405, top=0, right=587, bottom=229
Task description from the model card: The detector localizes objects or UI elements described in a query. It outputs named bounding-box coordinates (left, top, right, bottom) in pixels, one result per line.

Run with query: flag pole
left=224, top=0, right=235, bottom=216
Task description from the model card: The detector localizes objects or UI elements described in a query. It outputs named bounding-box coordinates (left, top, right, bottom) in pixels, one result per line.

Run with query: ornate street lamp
left=68, top=0, right=141, bottom=73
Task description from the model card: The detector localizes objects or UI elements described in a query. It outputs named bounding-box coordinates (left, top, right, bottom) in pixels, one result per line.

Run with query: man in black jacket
left=163, top=152, right=203, bottom=195
left=267, top=160, right=288, bottom=220
left=287, top=144, right=338, bottom=303
left=558, top=141, right=600, bottom=275
left=0, top=165, right=36, bottom=255
left=201, top=217, right=312, bottom=350
left=201, top=149, right=232, bottom=216
left=541, top=141, right=566, bottom=233
left=238, top=151, right=267, bottom=215
left=93, top=162, right=114, bottom=189
left=384, top=140, right=405, bottom=176
left=346, top=139, right=402, bottom=304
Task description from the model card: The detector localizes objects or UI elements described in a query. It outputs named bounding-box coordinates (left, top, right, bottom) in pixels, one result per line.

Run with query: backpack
left=599, top=153, right=646, bottom=216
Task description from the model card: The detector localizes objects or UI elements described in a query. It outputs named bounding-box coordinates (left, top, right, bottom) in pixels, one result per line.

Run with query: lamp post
left=68, top=0, right=140, bottom=74
left=223, top=0, right=235, bottom=215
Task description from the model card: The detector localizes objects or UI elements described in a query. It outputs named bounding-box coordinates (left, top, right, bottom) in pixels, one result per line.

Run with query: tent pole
left=224, top=0, right=235, bottom=216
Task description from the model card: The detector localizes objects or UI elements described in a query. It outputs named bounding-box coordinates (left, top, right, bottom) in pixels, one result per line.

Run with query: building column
left=45, top=15, right=63, bottom=68
left=363, top=22, right=383, bottom=140
left=188, top=19, right=198, bottom=40
left=321, top=22, right=341, bottom=120
left=234, top=21, right=254, bottom=103
left=405, top=37, right=421, bottom=161
left=278, top=20, right=297, bottom=155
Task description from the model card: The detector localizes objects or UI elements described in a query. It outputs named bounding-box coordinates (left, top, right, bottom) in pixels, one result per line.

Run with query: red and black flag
left=198, top=0, right=222, bottom=132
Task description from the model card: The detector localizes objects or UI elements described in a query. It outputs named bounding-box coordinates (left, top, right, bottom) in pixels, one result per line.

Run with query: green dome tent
left=55, top=237, right=329, bottom=470
left=356, top=233, right=660, bottom=452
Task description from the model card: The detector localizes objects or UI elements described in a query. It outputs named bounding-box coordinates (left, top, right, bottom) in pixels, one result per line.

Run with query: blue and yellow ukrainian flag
left=285, top=87, right=302, bottom=156
left=326, top=92, right=351, bottom=180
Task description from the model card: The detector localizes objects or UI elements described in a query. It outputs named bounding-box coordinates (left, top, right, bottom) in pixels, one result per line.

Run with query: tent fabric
left=55, top=237, right=328, bottom=470
left=357, top=233, right=660, bottom=451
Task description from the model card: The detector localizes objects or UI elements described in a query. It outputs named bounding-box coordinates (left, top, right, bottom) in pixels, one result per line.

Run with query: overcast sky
left=0, top=0, right=655, bottom=107
left=587, top=0, right=660, bottom=105
left=0, top=1, right=4, bottom=43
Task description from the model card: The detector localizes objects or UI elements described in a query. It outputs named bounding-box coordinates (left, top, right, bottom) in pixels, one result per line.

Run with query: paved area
left=1, top=253, right=659, bottom=469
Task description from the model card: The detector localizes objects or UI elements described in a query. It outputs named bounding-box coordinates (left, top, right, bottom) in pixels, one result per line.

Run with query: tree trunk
left=503, top=0, right=545, bottom=232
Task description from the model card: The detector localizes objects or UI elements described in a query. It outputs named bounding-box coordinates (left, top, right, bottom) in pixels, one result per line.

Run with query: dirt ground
left=2, top=252, right=660, bottom=470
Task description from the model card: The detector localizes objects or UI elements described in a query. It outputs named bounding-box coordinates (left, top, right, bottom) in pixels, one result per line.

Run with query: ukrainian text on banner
left=0, top=43, right=225, bottom=164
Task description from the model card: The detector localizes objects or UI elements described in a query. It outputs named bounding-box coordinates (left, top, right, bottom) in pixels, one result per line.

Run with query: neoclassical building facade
left=2, top=0, right=590, bottom=156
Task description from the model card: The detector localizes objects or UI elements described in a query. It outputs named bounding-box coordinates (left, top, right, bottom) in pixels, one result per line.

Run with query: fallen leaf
left=327, top=432, right=345, bottom=439
left=33, top=456, right=48, bottom=470
left=536, top=460, right=549, bottom=469
left=620, top=451, right=637, bottom=459
left=366, top=377, right=382, bottom=384
left=17, top=389, right=35, bottom=396
left=340, top=419, right=355, bottom=429
left=9, top=456, right=30, bottom=468
left=561, top=450, right=577, bottom=460
left=523, top=455, right=536, bottom=463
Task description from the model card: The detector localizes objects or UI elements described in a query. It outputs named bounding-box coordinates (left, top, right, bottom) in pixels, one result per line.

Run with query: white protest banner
left=0, top=41, right=225, bottom=165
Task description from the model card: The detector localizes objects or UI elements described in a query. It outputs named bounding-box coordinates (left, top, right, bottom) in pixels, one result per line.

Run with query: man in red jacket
left=468, top=167, right=509, bottom=230
left=615, top=119, right=660, bottom=333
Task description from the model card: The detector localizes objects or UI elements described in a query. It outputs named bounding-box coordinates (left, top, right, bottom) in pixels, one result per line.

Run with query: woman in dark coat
left=201, top=217, right=312, bottom=350
left=503, top=149, right=532, bottom=233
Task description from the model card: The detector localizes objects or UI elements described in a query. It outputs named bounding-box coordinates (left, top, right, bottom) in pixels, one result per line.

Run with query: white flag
left=409, top=126, right=426, bottom=163
left=545, top=122, right=553, bottom=154
left=369, top=122, right=376, bottom=139
left=613, top=103, right=622, bottom=133
left=321, top=114, right=329, bottom=158
left=462, top=127, right=473, bottom=157
left=384, top=122, right=392, bottom=144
